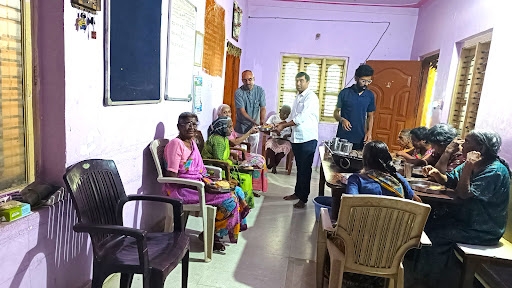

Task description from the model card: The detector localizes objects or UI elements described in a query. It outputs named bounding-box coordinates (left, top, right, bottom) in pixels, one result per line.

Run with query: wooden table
left=318, top=145, right=455, bottom=220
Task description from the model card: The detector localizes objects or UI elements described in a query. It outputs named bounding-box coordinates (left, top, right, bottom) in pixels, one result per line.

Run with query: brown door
left=366, top=60, right=422, bottom=151
left=223, top=43, right=241, bottom=123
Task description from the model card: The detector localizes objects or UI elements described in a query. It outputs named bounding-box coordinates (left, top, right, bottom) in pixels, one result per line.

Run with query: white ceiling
left=262, top=0, right=429, bottom=8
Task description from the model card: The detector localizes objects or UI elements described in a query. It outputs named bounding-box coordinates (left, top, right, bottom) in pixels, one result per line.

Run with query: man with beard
left=333, top=64, right=376, bottom=150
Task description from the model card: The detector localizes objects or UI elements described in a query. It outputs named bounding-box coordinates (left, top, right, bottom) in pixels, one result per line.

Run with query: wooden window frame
left=0, top=0, right=35, bottom=195
left=277, top=54, right=347, bottom=123
left=448, top=41, right=491, bottom=138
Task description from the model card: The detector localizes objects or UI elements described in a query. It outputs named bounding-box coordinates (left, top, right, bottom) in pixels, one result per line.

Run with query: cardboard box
left=0, top=201, right=31, bottom=222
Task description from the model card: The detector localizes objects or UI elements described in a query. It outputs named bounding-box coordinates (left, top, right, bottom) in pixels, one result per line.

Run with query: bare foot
left=213, top=241, right=226, bottom=251
left=254, top=192, right=261, bottom=197
left=283, top=194, right=299, bottom=200
left=293, top=200, right=306, bottom=209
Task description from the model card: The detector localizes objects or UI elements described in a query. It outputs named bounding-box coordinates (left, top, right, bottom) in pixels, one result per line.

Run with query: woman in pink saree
left=163, top=112, right=249, bottom=251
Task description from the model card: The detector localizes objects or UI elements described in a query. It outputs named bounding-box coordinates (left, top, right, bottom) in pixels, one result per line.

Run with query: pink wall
left=3, top=0, right=248, bottom=287
left=410, top=0, right=494, bottom=124
left=241, top=0, right=419, bottom=165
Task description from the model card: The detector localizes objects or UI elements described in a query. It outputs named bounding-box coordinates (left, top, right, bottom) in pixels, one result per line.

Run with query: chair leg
left=182, top=250, right=190, bottom=288
left=203, top=205, right=216, bottom=262
left=91, top=265, right=106, bottom=288
left=286, top=153, right=294, bottom=175
left=120, top=273, right=134, bottom=288
left=142, top=273, right=152, bottom=288
left=388, top=263, right=404, bottom=288
left=326, top=239, right=345, bottom=288
left=316, top=223, right=328, bottom=288
left=459, top=256, right=478, bottom=288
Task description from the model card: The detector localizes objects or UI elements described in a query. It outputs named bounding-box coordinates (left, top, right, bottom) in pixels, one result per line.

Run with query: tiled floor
left=103, top=168, right=330, bottom=288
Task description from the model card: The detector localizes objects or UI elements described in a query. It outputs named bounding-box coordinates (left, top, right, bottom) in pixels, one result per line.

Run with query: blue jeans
left=291, top=140, right=318, bottom=203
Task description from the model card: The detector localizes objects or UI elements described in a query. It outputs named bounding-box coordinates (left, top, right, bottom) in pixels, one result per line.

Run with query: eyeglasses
left=179, top=121, right=199, bottom=128
left=359, top=79, right=372, bottom=85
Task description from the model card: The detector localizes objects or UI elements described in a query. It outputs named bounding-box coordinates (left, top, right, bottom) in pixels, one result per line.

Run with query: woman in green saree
left=202, top=116, right=256, bottom=208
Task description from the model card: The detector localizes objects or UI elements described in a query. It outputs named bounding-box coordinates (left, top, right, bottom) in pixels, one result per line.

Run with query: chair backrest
left=194, top=131, right=205, bottom=153
left=63, top=159, right=127, bottom=245
left=150, top=139, right=169, bottom=179
left=335, top=194, right=431, bottom=274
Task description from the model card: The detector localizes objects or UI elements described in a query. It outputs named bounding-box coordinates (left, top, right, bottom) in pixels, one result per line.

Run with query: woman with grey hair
left=427, top=123, right=465, bottom=173
left=407, top=130, right=511, bottom=287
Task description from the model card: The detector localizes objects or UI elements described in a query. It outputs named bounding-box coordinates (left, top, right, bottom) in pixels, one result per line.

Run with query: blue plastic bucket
left=313, top=196, right=333, bottom=220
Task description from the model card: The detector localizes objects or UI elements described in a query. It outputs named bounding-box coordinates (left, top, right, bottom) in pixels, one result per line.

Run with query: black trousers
left=291, top=140, right=318, bottom=203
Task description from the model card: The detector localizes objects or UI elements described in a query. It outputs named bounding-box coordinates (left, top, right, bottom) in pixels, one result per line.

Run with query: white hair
left=217, top=104, right=230, bottom=118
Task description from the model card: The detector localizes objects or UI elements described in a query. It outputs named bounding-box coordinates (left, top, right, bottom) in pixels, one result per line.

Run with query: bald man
left=234, top=70, right=266, bottom=153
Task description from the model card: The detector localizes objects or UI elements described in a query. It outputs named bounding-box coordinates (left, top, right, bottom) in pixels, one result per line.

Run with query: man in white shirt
left=274, top=72, right=319, bottom=208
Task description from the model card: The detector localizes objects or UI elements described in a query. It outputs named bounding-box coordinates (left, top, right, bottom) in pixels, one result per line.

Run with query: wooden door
left=223, top=43, right=241, bottom=123
left=366, top=60, right=421, bottom=151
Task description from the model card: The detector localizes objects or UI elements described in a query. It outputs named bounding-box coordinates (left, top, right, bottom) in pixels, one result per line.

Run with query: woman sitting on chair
left=347, top=140, right=420, bottom=201
left=399, top=126, right=434, bottom=166
left=217, top=104, right=265, bottom=169
left=395, top=128, right=414, bottom=157
left=202, top=116, right=257, bottom=208
left=328, top=141, right=421, bottom=287
left=264, top=105, right=292, bottom=174
left=407, top=130, right=511, bottom=287
left=163, top=112, right=250, bottom=251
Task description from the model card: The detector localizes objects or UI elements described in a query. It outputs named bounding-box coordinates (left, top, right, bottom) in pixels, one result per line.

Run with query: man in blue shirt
left=333, top=64, right=376, bottom=150
left=235, top=70, right=266, bottom=153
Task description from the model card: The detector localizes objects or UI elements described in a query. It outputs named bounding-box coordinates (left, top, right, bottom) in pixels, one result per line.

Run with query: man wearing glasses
left=333, top=64, right=376, bottom=150
left=234, top=70, right=266, bottom=153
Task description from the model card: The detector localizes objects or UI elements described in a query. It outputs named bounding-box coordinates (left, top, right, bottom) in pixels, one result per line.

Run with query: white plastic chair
left=316, top=194, right=431, bottom=288
left=150, top=139, right=220, bottom=262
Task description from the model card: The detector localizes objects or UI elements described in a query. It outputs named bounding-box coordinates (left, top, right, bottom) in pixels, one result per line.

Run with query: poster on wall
left=193, top=75, right=203, bottom=113
left=165, top=0, right=197, bottom=101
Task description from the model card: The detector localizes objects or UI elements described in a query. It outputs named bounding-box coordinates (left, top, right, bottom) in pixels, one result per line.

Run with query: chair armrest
left=320, top=208, right=335, bottom=232
left=73, top=223, right=149, bottom=267
left=156, top=177, right=205, bottom=189
left=420, top=231, right=432, bottom=246
left=121, top=195, right=185, bottom=231
left=241, top=142, right=251, bottom=153
left=205, top=165, right=222, bottom=178
left=203, top=159, right=231, bottom=180
left=231, top=147, right=247, bottom=160
left=73, top=222, right=147, bottom=240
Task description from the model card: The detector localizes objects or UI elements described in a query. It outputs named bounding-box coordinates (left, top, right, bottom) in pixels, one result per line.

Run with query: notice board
left=105, top=0, right=161, bottom=106
left=202, top=0, right=225, bottom=77
left=165, top=0, right=197, bottom=101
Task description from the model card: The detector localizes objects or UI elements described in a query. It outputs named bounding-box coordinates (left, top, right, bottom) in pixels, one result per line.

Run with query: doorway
left=222, top=42, right=241, bottom=123
left=418, top=53, right=439, bottom=127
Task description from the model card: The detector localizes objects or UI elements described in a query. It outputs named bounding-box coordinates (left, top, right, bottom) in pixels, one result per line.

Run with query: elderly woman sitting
left=398, top=126, right=433, bottom=166
left=217, top=104, right=265, bottom=169
left=264, top=105, right=292, bottom=174
left=395, top=128, right=414, bottom=156
left=163, top=112, right=250, bottom=251
left=427, top=123, right=465, bottom=173
left=202, top=116, right=257, bottom=208
left=406, top=130, right=511, bottom=287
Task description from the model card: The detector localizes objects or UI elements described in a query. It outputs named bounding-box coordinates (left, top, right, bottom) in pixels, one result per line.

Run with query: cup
left=404, top=163, right=414, bottom=179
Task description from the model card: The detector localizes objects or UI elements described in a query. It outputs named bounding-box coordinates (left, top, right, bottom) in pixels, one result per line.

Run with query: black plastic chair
left=64, top=159, right=189, bottom=288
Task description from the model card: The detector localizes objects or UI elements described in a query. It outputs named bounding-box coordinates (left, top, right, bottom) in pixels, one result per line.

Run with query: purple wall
left=410, top=0, right=494, bottom=126
left=241, top=0, right=419, bottom=165
left=2, top=0, right=248, bottom=287
left=411, top=0, right=511, bottom=162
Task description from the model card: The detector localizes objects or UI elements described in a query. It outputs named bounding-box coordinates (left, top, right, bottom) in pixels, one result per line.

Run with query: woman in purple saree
left=163, top=112, right=249, bottom=251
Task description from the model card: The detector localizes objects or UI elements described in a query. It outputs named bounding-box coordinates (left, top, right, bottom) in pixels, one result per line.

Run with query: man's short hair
left=295, top=72, right=310, bottom=82
left=355, top=64, right=374, bottom=78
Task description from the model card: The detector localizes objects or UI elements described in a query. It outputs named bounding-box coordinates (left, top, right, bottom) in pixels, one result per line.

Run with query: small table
left=318, top=146, right=455, bottom=220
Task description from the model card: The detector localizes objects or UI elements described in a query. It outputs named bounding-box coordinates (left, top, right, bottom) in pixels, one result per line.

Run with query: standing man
left=333, top=64, right=376, bottom=150
left=274, top=72, right=319, bottom=208
left=235, top=70, right=266, bottom=154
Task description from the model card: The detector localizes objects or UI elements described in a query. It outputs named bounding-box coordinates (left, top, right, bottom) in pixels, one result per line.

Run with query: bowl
left=313, top=196, right=333, bottom=220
